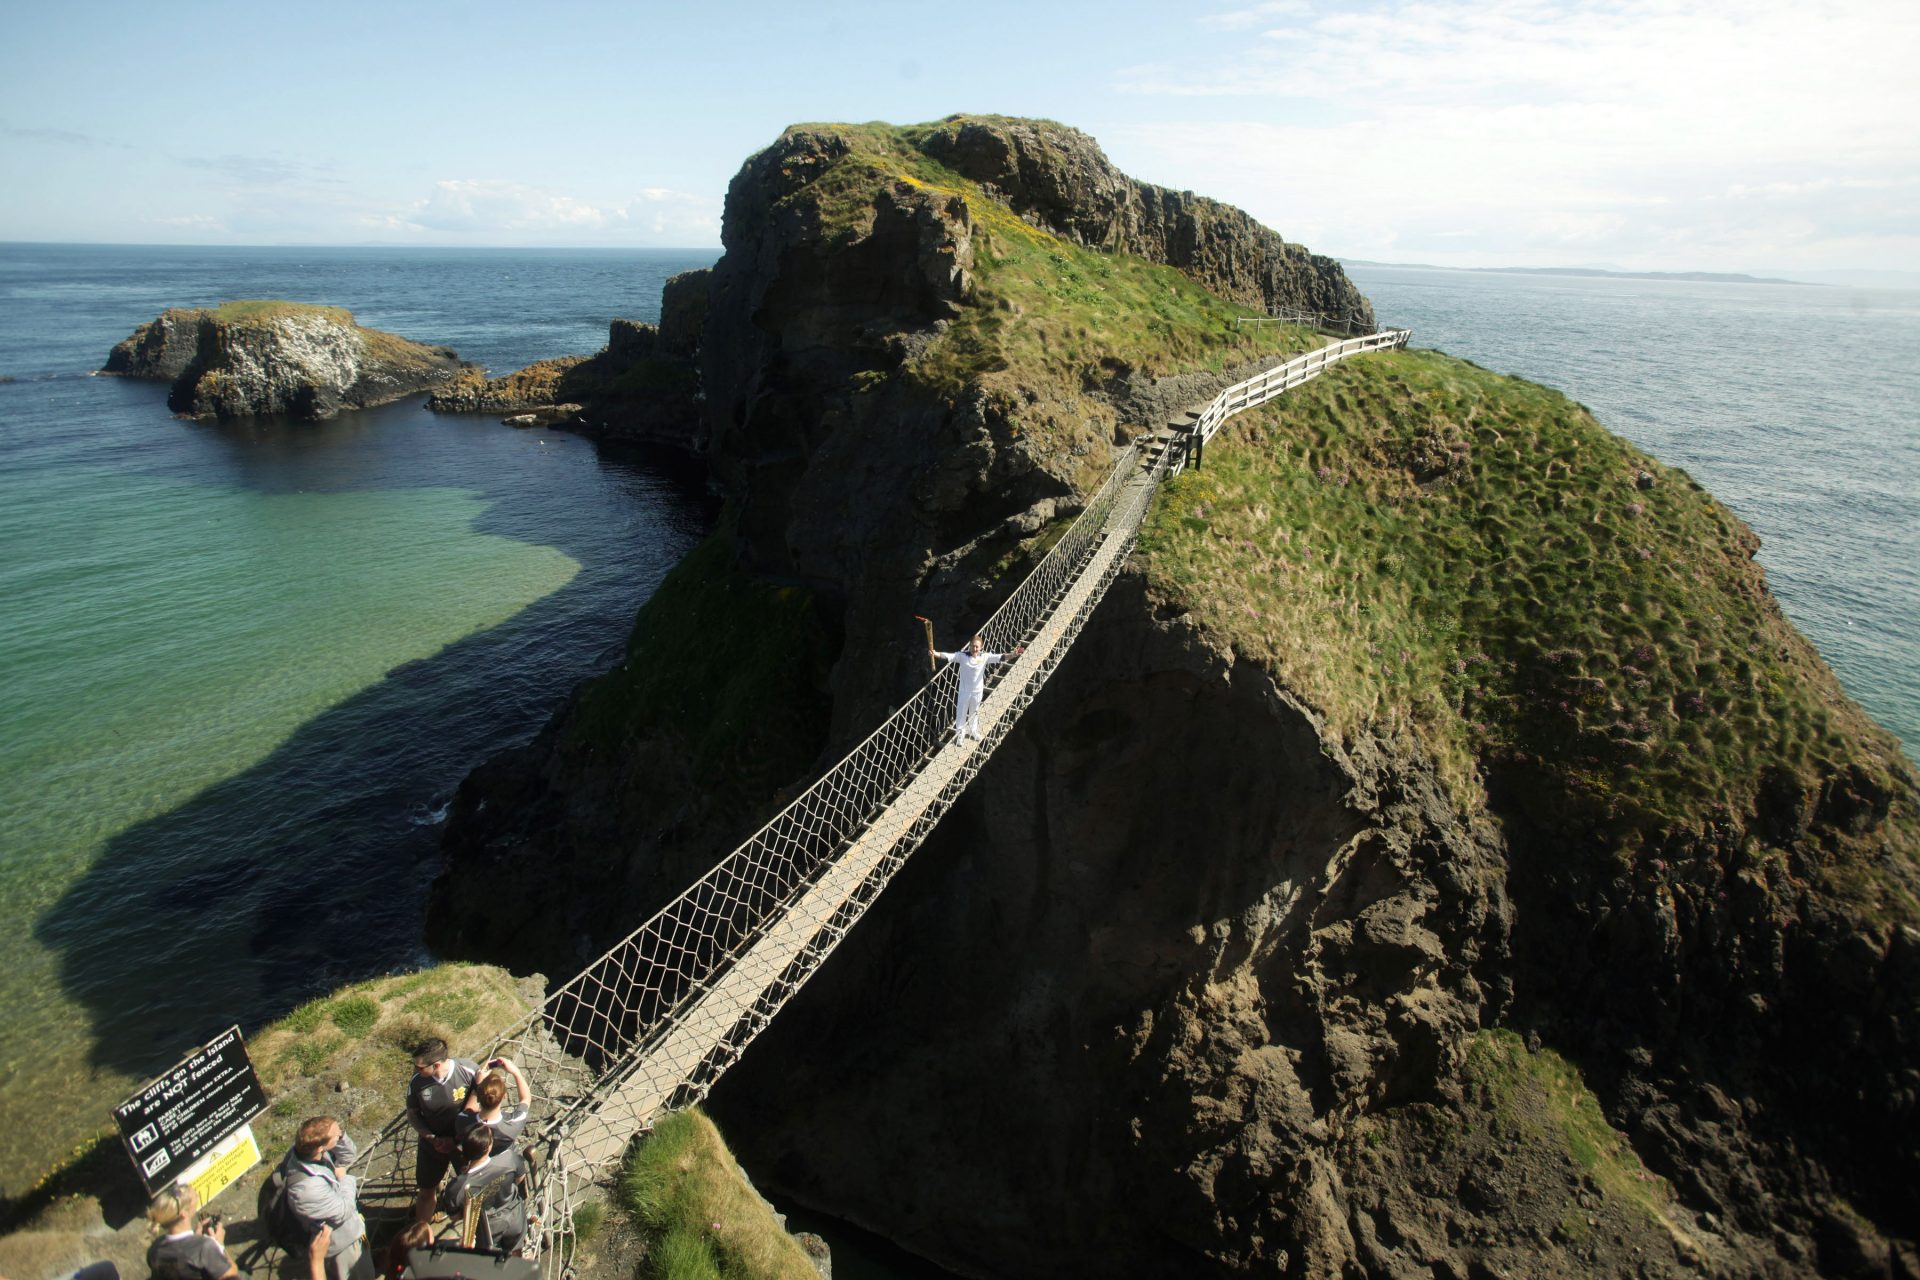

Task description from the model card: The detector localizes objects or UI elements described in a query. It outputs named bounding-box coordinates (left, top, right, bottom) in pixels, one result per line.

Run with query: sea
left=0, top=247, right=1915, bottom=1210
left=0, top=244, right=719, bottom=1197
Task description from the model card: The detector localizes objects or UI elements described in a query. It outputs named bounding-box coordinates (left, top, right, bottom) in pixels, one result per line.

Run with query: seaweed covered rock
left=104, top=301, right=470, bottom=421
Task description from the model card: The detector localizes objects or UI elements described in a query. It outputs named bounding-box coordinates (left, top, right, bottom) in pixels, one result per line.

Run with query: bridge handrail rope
left=1173, top=328, right=1411, bottom=476
left=352, top=327, right=1408, bottom=1278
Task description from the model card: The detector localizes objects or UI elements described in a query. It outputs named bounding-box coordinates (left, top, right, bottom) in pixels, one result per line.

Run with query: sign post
left=112, top=1025, right=269, bottom=1200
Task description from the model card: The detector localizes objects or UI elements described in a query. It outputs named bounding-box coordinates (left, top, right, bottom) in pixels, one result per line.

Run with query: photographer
left=453, top=1055, right=531, bottom=1167
left=144, top=1183, right=239, bottom=1280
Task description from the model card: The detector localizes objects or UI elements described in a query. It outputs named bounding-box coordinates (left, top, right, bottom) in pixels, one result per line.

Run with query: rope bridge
left=353, top=328, right=1410, bottom=1275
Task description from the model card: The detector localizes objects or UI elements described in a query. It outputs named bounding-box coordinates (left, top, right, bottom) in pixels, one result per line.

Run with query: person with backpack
left=144, top=1182, right=238, bottom=1280
left=278, top=1116, right=372, bottom=1280
left=436, top=1127, right=528, bottom=1255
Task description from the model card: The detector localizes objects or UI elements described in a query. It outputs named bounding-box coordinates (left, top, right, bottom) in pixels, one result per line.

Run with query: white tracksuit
left=936, top=648, right=1005, bottom=739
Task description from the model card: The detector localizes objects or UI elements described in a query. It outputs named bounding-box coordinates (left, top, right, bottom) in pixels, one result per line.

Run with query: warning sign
left=112, top=1026, right=268, bottom=1193
left=181, top=1124, right=261, bottom=1209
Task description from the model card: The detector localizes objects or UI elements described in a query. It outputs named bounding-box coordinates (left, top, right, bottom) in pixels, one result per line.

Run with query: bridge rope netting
left=352, top=328, right=1409, bottom=1275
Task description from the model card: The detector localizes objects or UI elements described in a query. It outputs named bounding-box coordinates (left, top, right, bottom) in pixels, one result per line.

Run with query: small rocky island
left=103, top=300, right=471, bottom=421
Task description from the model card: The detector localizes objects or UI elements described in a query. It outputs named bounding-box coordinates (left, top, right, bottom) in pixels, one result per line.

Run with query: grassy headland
left=1138, top=349, right=1916, bottom=875
left=208, top=299, right=355, bottom=329
left=558, top=120, right=1330, bottom=764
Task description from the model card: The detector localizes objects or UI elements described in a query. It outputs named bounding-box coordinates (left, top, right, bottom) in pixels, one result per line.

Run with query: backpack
left=256, top=1162, right=312, bottom=1254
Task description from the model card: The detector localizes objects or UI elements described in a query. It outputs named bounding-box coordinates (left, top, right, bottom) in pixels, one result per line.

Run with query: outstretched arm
left=498, top=1056, right=532, bottom=1106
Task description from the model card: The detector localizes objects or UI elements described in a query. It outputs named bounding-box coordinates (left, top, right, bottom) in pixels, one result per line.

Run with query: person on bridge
left=932, top=633, right=1025, bottom=742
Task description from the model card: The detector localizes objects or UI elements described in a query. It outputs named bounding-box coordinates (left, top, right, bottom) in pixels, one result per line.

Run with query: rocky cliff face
left=101, top=307, right=205, bottom=381
left=428, top=275, right=709, bottom=448
left=428, top=117, right=1919, bottom=1278
left=103, top=302, right=470, bottom=421
left=915, top=115, right=1372, bottom=331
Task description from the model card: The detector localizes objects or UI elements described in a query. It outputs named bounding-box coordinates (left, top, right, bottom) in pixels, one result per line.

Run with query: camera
left=199, top=1213, right=221, bottom=1232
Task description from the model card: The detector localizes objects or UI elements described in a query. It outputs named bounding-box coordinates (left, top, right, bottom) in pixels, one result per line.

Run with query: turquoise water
left=0, top=245, right=717, bottom=1196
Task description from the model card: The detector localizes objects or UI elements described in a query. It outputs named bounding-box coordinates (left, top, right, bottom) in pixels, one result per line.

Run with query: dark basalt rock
left=102, top=308, right=204, bottom=381
left=427, top=279, right=709, bottom=452
left=917, top=116, right=1373, bottom=331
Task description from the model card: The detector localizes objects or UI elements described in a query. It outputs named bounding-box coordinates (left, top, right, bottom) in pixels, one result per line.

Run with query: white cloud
left=373, top=179, right=718, bottom=243
left=151, top=213, right=228, bottom=232
left=1110, top=0, right=1920, bottom=270
left=404, top=180, right=616, bottom=232
left=1199, top=0, right=1312, bottom=31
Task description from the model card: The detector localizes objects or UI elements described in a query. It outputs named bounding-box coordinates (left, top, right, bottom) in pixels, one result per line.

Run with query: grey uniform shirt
left=407, top=1059, right=479, bottom=1137
left=284, top=1132, right=365, bottom=1255
left=455, top=1103, right=530, bottom=1157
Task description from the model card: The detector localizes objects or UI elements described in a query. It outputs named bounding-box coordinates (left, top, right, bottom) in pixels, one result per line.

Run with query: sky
left=2, top=0, right=1916, bottom=277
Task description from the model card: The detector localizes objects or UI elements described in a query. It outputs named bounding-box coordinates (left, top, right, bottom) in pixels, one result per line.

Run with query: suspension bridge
left=350, top=326, right=1411, bottom=1274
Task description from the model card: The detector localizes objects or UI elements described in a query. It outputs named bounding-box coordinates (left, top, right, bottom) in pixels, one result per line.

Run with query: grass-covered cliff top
left=0, top=965, right=532, bottom=1276
left=207, top=299, right=356, bottom=328
left=1139, top=348, right=1917, bottom=862
left=177, top=300, right=450, bottom=371
left=620, top=1108, right=822, bottom=1279
left=775, top=118, right=1326, bottom=392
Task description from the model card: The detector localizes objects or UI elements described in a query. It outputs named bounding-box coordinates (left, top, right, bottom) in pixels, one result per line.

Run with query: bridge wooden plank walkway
left=565, top=472, right=1156, bottom=1172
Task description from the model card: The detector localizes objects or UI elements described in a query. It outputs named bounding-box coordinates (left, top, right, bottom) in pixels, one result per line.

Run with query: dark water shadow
left=33, top=404, right=717, bottom=1081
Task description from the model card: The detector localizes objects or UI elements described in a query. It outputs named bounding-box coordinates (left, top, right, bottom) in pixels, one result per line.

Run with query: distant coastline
left=1340, top=260, right=1814, bottom=286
